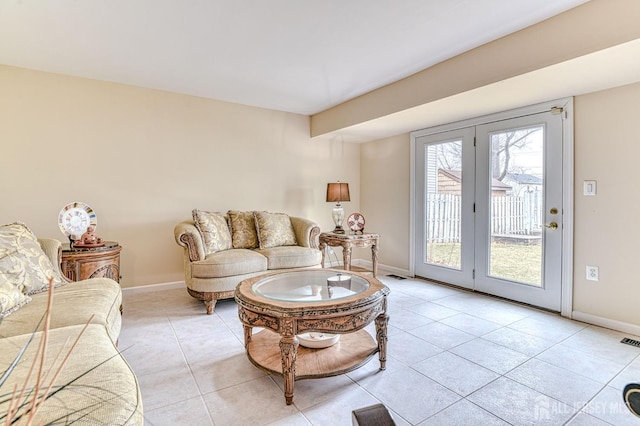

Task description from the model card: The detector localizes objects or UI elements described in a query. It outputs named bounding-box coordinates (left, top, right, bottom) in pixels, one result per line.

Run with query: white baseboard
left=121, top=281, right=184, bottom=295
left=572, top=311, right=640, bottom=336
left=352, top=259, right=411, bottom=278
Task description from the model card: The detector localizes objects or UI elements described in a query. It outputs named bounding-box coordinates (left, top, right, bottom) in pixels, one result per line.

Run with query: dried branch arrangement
left=1, top=278, right=94, bottom=425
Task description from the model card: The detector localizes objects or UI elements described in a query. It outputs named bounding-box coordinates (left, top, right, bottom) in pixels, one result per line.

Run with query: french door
left=412, top=102, right=570, bottom=311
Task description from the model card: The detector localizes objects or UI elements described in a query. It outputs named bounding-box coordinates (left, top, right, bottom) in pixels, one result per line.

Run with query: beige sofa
left=0, top=224, right=143, bottom=425
left=174, top=210, right=322, bottom=314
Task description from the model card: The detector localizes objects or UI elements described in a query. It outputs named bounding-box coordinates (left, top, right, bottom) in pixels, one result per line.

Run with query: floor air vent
left=387, top=274, right=406, bottom=280
left=621, top=337, right=640, bottom=348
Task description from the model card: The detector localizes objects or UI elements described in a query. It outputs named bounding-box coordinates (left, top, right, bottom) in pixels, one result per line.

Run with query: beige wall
left=360, top=134, right=411, bottom=271
left=360, top=82, right=640, bottom=328
left=0, top=65, right=360, bottom=288
left=573, top=82, right=640, bottom=326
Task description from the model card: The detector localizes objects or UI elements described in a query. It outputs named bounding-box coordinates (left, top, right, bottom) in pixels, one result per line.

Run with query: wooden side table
left=319, top=232, right=380, bottom=277
left=61, top=241, right=122, bottom=283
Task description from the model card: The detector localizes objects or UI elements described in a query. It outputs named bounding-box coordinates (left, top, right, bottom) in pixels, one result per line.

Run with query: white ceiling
left=0, top=0, right=590, bottom=116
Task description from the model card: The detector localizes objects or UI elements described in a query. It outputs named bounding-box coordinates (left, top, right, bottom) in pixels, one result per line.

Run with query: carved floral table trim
left=234, top=269, right=389, bottom=405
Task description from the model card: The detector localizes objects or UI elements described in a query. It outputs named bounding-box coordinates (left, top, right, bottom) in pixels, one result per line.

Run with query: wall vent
left=386, top=274, right=406, bottom=280
left=621, top=337, right=640, bottom=348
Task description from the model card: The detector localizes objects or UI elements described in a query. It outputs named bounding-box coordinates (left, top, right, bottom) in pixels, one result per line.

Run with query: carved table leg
left=319, top=241, right=327, bottom=268
left=371, top=242, right=379, bottom=277
left=279, top=335, right=299, bottom=405
left=374, top=299, right=389, bottom=370
left=243, top=325, right=252, bottom=349
left=342, top=244, right=353, bottom=271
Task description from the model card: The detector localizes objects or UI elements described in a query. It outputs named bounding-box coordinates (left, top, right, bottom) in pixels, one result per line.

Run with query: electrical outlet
left=586, top=266, right=599, bottom=281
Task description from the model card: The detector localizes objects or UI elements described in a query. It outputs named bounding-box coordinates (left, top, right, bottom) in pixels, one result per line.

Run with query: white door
left=474, top=111, right=563, bottom=311
left=414, top=127, right=475, bottom=288
left=413, top=103, right=568, bottom=311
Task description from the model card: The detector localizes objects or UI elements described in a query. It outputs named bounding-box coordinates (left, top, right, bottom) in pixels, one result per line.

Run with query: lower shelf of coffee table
left=247, top=329, right=378, bottom=379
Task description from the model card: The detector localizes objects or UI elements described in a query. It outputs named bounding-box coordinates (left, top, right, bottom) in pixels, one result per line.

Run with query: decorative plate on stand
left=347, top=212, right=365, bottom=233
left=58, top=202, right=97, bottom=239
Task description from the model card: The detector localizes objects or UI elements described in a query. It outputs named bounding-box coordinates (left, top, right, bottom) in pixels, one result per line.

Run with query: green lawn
left=427, top=241, right=542, bottom=285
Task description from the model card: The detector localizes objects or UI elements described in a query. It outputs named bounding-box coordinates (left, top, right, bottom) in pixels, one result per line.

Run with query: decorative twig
left=26, top=277, right=54, bottom=421
left=35, top=314, right=95, bottom=416
left=2, top=277, right=93, bottom=425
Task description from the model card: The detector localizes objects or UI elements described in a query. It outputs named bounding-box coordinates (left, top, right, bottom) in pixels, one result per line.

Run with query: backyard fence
left=426, top=192, right=542, bottom=243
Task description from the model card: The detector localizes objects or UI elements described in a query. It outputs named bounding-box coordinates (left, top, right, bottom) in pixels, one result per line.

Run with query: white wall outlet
left=586, top=265, right=599, bottom=281
left=584, top=180, right=597, bottom=196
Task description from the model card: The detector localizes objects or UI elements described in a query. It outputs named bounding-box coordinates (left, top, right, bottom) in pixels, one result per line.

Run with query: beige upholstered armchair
left=174, top=210, right=322, bottom=314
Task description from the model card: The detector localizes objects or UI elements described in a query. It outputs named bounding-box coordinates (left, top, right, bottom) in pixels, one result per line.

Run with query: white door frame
left=409, top=98, right=574, bottom=317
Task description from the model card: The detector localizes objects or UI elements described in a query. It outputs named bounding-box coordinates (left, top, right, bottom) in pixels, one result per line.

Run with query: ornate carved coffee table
left=235, top=269, right=389, bottom=405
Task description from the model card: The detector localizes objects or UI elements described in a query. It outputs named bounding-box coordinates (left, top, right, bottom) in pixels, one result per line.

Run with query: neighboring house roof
left=506, top=173, right=543, bottom=185
left=439, top=169, right=512, bottom=190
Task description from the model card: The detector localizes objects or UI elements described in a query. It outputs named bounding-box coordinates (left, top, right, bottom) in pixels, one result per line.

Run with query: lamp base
left=331, top=204, right=346, bottom=234
left=332, top=226, right=346, bottom=234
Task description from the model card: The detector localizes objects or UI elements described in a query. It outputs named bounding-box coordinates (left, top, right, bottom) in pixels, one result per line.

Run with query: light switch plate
left=584, top=180, right=597, bottom=196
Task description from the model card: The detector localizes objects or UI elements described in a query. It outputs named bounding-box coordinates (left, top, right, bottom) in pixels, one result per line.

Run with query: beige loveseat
left=174, top=210, right=322, bottom=314
left=0, top=223, right=143, bottom=425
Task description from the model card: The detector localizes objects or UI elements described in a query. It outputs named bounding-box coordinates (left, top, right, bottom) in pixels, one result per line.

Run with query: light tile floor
left=119, top=273, right=640, bottom=425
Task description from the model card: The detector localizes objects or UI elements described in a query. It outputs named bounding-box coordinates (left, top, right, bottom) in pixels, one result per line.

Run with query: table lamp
left=326, top=182, right=350, bottom=234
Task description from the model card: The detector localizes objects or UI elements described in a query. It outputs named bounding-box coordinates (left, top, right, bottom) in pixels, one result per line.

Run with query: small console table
left=319, top=232, right=380, bottom=277
left=61, top=241, right=121, bottom=283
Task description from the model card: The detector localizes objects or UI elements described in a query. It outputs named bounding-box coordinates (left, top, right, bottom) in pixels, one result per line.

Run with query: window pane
left=488, top=126, right=543, bottom=286
left=425, top=141, right=462, bottom=270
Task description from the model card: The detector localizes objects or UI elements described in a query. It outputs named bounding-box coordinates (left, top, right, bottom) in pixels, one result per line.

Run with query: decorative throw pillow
left=0, top=222, right=63, bottom=297
left=253, top=211, right=298, bottom=249
left=192, top=210, right=232, bottom=254
left=0, top=275, right=31, bottom=318
left=228, top=211, right=259, bottom=249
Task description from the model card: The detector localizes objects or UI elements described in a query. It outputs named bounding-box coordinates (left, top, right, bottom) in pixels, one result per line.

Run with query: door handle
left=543, top=222, right=558, bottom=230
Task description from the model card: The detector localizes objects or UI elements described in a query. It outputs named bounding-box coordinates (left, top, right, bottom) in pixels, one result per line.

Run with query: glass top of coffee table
left=252, top=270, right=370, bottom=302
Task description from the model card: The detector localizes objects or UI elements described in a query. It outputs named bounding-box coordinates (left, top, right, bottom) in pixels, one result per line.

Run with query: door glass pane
left=425, top=141, right=462, bottom=270
left=488, top=126, right=543, bottom=286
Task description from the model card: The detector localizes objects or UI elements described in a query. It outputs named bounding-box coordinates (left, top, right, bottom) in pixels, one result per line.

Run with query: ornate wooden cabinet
left=61, top=241, right=121, bottom=283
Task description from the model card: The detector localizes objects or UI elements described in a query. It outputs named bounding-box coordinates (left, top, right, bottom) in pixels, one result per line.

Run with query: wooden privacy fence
left=426, top=193, right=542, bottom=243
left=426, top=193, right=461, bottom=243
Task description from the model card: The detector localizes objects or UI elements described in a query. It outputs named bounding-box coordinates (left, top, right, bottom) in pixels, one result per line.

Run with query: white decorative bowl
left=297, top=332, right=340, bottom=348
